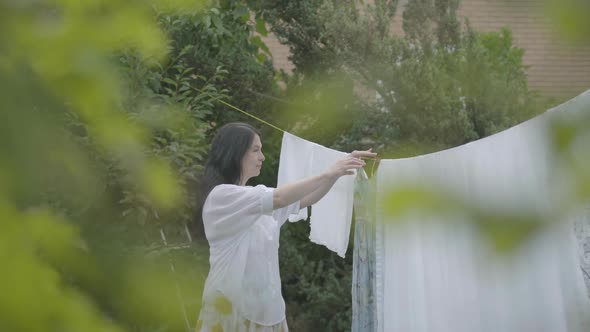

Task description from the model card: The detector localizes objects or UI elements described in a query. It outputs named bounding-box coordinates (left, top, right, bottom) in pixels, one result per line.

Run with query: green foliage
left=371, top=23, right=541, bottom=152
left=256, top=0, right=545, bottom=154
left=279, top=221, right=353, bottom=332
left=153, top=2, right=286, bottom=189
left=0, top=0, right=283, bottom=331
left=541, top=0, right=590, bottom=43
left=0, top=1, right=215, bottom=331
left=61, top=0, right=283, bottom=231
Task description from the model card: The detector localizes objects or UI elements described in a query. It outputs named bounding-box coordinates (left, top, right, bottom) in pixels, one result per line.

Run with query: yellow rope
left=192, top=85, right=378, bottom=162
left=191, top=86, right=285, bottom=133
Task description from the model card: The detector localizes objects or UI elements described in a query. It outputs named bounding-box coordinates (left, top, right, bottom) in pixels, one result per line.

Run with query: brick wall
left=455, top=0, right=590, bottom=99
left=261, top=34, right=295, bottom=74
left=263, top=0, right=590, bottom=99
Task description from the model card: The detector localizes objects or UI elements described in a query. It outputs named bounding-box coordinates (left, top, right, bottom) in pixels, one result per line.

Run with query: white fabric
left=277, top=132, right=355, bottom=258
left=198, top=308, right=289, bottom=332
left=374, top=91, right=590, bottom=332
left=199, top=184, right=300, bottom=328
left=308, top=142, right=355, bottom=257
left=277, top=132, right=313, bottom=221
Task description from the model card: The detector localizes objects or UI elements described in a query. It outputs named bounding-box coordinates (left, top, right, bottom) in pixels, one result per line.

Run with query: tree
left=1, top=1, right=207, bottom=330
left=0, top=1, right=282, bottom=331
left=255, top=0, right=543, bottom=154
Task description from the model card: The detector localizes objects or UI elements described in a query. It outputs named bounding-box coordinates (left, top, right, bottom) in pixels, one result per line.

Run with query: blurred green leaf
left=543, top=0, right=590, bottom=43
left=256, top=17, right=269, bottom=36
left=474, top=213, right=543, bottom=254
left=382, top=186, right=458, bottom=218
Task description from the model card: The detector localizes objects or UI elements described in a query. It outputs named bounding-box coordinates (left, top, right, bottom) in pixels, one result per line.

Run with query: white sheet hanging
left=374, top=90, right=590, bottom=332
left=277, top=132, right=355, bottom=258
left=277, top=132, right=313, bottom=222
left=307, top=141, right=355, bottom=258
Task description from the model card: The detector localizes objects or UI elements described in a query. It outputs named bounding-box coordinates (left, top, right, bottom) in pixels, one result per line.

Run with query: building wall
left=261, top=34, right=295, bottom=74
left=263, top=0, right=590, bottom=99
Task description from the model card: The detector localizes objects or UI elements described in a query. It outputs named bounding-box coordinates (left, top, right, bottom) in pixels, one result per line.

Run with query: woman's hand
left=326, top=148, right=377, bottom=179
left=298, top=148, right=378, bottom=208
left=326, top=156, right=365, bottom=178
left=350, top=148, right=378, bottom=160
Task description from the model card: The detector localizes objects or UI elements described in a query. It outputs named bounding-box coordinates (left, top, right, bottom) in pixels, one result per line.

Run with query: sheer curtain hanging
left=358, top=90, right=590, bottom=332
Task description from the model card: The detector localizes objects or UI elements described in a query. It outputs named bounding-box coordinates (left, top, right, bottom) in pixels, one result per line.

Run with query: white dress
left=197, top=184, right=300, bottom=332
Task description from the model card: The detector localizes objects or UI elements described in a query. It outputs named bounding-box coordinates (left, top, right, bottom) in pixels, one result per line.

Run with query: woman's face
left=240, top=134, right=265, bottom=184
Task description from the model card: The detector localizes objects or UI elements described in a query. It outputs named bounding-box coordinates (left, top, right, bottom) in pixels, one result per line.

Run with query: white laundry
left=277, top=132, right=355, bottom=258
left=277, top=132, right=313, bottom=221
left=373, top=90, right=590, bottom=332
left=308, top=142, right=356, bottom=257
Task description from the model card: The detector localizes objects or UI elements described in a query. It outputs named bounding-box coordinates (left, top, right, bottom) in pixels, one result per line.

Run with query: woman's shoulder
left=203, top=184, right=274, bottom=216
left=208, top=184, right=271, bottom=199
left=211, top=183, right=268, bottom=191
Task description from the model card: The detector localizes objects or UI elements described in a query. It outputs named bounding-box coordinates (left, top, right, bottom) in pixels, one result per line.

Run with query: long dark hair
left=193, top=122, right=261, bottom=237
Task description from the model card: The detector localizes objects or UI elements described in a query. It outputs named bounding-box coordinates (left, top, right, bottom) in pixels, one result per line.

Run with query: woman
left=196, top=122, right=376, bottom=332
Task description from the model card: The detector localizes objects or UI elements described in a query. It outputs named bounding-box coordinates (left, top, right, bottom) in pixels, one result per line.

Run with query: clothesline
left=190, top=85, right=287, bottom=133
left=191, top=85, right=380, bottom=165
